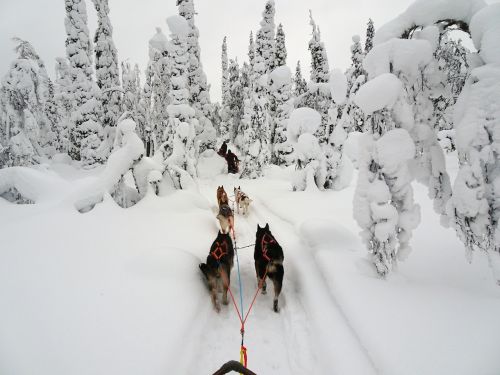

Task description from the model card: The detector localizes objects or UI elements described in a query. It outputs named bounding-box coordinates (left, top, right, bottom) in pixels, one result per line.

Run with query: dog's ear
left=265, top=223, right=269, bottom=230
left=257, top=224, right=261, bottom=230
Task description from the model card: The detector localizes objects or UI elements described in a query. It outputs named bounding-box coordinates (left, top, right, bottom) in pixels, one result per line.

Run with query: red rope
left=220, top=268, right=243, bottom=324
left=243, top=265, right=269, bottom=325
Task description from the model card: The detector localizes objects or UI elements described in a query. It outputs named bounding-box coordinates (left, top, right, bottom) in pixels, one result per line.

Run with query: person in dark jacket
left=145, top=127, right=154, bottom=157
left=218, top=140, right=228, bottom=157
left=226, top=149, right=240, bottom=174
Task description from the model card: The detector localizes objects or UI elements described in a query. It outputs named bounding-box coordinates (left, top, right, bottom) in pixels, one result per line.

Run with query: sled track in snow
left=250, top=194, right=379, bottom=375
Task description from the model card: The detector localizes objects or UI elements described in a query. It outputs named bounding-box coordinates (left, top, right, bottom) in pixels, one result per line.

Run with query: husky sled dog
left=216, top=186, right=234, bottom=236
left=199, top=231, right=235, bottom=312
left=217, top=185, right=229, bottom=207
left=254, top=224, right=284, bottom=312
left=234, top=186, right=252, bottom=216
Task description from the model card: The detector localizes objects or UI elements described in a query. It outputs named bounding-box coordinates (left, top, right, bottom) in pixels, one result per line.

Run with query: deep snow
left=1, top=156, right=500, bottom=375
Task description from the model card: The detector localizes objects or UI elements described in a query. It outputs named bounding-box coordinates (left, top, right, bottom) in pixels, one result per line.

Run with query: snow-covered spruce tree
left=240, top=96, right=270, bottom=179
left=54, top=57, right=73, bottom=154
left=288, top=108, right=327, bottom=191
left=323, top=69, right=353, bottom=190
left=346, top=35, right=365, bottom=92
left=293, top=60, right=308, bottom=98
left=353, top=74, right=421, bottom=277
left=364, top=35, right=453, bottom=221
left=177, top=0, right=212, bottom=120
left=42, top=79, right=59, bottom=157
left=219, top=36, right=230, bottom=139
left=121, top=61, right=138, bottom=116
left=268, top=23, right=287, bottom=153
left=0, top=38, right=52, bottom=166
left=302, top=12, right=330, bottom=144
left=93, top=0, right=121, bottom=159
left=148, top=28, right=171, bottom=148
left=365, top=18, right=375, bottom=54
left=164, top=16, right=197, bottom=181
left=227, top=59, right=244, bottom=143
left=221, top=36, right=229, bottom=107
left=272, top=23, right=287, bottom=70
left=248, top=31, right=256, bottom=74
left=433, top=33, right=470, bottom=151
left=234, top=61, right=252, bottom=150
left=240, top=0, right=276, bottom=177
left=64, top=0, right=103, bottom=166
left=132, top=64, right=148, bottom=139
left=256, top=0, right=276, bottom=74
left=269, top=66, right=294, bottom=166
left=446, top=63, right=500, bottom=280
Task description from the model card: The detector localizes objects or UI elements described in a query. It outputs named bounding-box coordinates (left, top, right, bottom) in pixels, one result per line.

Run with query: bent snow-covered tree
left=359, top=0, right=500, bottom=281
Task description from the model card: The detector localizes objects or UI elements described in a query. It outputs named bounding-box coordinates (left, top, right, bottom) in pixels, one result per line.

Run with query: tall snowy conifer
left=54, top=57, right=73, bottom=154
left=93, top=0, right=121, bottom=157
left=241, top=0, right=276, bottom=178
left=221, top=36, right=229, bottom=107
left=269, top=66, right=294, bottom=165
left=177, top=0, right=212, bottom=120
left=148, top=27, right=171, bottom=148
left=273, top=23, right=287, bottom=69
left=219, top=36, right=230, bottom=139
left=346, top=35, right=365, bottom=92
left=293, top=60, right=308, bottom=97
left=64, top=0, right=103, bottom=165
left=165, top=16, right=197, bottom=180
left=305, top=12, right=330, bottom=144
left=365, top=18, right=375, bottom=54
left=0, top=38, right=52, bottom=166
left=227, top=59, right=244, bottom=143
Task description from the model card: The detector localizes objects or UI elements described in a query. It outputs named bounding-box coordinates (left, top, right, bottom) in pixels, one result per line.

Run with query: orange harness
left=211, top=241, right=228, bottom=261
left=260, top=233, right=276, bottom=262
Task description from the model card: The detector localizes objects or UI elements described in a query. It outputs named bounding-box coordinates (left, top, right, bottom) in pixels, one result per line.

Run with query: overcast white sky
left=0, top=0, right=496, bottom=102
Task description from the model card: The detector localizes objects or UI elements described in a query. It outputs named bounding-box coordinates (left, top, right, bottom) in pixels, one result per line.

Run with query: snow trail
left=187, top=175, right=377, bottom=374
left=186, top=177, right=314, bottom=374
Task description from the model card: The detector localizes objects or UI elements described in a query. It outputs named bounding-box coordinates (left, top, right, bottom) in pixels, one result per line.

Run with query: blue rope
left=234, top=238, right=244, bottom=320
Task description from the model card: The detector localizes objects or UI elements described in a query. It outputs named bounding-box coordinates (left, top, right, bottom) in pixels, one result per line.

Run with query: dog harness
left=260, top=233, right=276, bottom=262
left=211, top=240, right=228, bottom=261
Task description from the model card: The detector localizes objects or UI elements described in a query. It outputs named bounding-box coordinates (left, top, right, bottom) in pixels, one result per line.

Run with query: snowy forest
left=1, top=0, right=500, bottom=374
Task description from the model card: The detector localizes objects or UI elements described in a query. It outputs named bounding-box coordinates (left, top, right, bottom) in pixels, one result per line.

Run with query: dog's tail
left=199, top=263, right=210, bottom=279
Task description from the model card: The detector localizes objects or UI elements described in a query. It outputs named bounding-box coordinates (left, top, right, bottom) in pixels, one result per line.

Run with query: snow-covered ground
left=1, top=157, right=500, bottom=375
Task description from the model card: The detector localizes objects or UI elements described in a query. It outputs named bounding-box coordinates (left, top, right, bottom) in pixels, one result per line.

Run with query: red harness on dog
left=260, top=233, right=276, bottom=262
left=211, top=240, right=228, bottom=261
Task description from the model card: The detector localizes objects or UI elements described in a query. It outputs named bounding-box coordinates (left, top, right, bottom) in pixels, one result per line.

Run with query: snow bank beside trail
left=0, top=167, right=71, bottom=203
left=374, top=0, right=486, bottom=45
left=0, top=187, right=216, bottom=375
left=0, top=119, right=146, bottom=211
left=364, top=38, right=433, bottom=82
left=470, top=3, right=500, bottom=64
left=354, top=73, right=403, bottom=115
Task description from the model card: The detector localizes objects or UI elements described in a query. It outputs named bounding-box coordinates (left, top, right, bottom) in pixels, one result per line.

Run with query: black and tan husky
left=254, top=224, right=284, bottom=313
left=199, top=231, right=235, bottom=312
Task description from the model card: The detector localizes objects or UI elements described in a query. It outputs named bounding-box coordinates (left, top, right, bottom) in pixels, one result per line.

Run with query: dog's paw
left=215, top=304, right=221, bottom=313
left=273, top=300, right=279, bottom=313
